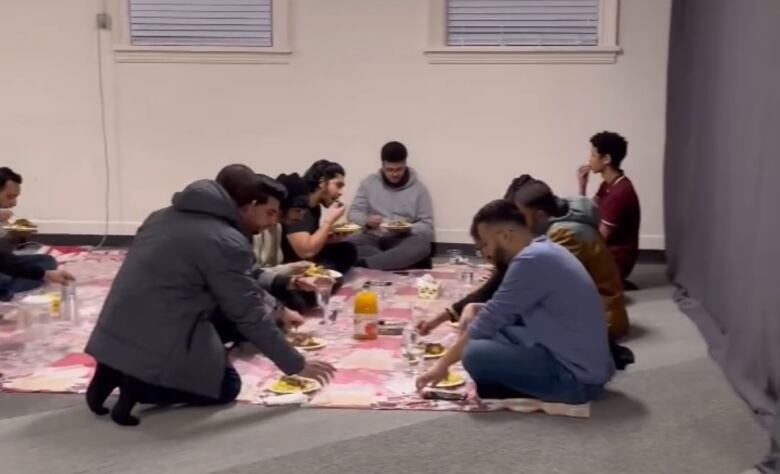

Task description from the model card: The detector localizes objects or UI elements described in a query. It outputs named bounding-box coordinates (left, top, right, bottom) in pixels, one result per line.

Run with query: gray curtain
left=664, top=0, right=780, bottom=471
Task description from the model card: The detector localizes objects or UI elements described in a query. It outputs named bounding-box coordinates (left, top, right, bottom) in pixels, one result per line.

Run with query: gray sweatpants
left=348, top=232, right=432, bottom=271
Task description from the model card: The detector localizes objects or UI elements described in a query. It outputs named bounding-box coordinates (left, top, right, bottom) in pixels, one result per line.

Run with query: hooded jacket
left=85, top=180, right=304, bottom=398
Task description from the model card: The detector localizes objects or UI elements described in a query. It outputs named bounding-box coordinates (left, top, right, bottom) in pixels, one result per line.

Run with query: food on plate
left=434, top=372, right=466, bottom=388
left=287, top=332, right=324, bottom=349
left=416, top=274, right=440, bottom=300
left=332, top=222, right=361, bottom=233
left=304, top=265, right=330, bottom=277
left=12, top=218, right=36, bottom=228
left=424, top=343, right=446, bottom=356
left=269, top=375, right=320, bottom=394
left=385, top=219, right=411, bottom=228
left=4, top=218, right=37, bottom=231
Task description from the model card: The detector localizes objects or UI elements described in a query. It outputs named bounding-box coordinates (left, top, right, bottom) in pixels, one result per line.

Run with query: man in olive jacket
left=85, top=165, right=334, bottom=426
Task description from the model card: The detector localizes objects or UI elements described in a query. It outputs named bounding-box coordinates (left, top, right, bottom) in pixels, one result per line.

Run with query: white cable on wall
left=92, top=5, right=111, bottom=251
left=20, top=7, right=112, bottom=254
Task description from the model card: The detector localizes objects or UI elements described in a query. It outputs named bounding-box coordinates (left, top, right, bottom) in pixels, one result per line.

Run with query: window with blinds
left=129, top=0, right=273, bottom=47
left=447, top=0, right=600, bottom=47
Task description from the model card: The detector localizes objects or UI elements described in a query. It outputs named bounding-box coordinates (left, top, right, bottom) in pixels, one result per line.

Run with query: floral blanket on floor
left=0, top=247, right=589, bottom=417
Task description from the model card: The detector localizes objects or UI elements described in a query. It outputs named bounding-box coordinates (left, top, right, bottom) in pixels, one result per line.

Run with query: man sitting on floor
left=281, top=160, right=357, bottom=275
left=577, top=131, right=641, bottom=285
left=255, top=173, right=310, bottom=270
left=256, top=172, right=331, bottom=312
left=419, top=175, right=630, bottom=341
left=85, top=165, right=335, bottom=426
left=347, top=141, right=434, bottom=270
left=511, top=176, right=630, bottom=339
left=416, top=200, right=615, bottom=403
left=0, top=167, right=67, bottom=300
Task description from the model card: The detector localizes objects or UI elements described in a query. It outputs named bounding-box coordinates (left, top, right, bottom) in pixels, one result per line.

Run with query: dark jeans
left=0, top=254, right=58, bottom=301
left=133, top=311, right=243, bottom=406
left=453, top=266, right=635, bottom=370
left=315, top=241, right=357, bottom=276
left=349, top=232, right=432, bottom=271
left=136, top=366, right=242, bottom=406
left=463, top=338, right=604, bottom=404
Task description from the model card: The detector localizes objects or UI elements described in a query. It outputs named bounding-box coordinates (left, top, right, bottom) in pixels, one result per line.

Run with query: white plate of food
left=3, top=218, right=37, bottom=232
left=267, top=375, right=322, bottom=395
left=422, top=342, right=447, bottom=359
left=434, top=372, right=466, bottom=389
left=288, top=332, right=327, bottom=351
left=304, top=264, right=343, bottom=280
left=381, top=220, right=412, bottom=231
left=331, top=222, right=361, bottom=234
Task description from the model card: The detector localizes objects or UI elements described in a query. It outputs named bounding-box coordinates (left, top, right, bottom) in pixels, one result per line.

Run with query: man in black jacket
left=0, top=167, right=73, bottom=300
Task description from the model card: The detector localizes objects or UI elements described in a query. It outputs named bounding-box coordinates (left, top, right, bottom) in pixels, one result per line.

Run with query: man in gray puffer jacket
left=85, top=165, right=335, bottom=426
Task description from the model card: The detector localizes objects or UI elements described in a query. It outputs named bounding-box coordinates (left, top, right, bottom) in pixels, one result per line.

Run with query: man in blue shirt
left=416, top=200, right=615, bottom=403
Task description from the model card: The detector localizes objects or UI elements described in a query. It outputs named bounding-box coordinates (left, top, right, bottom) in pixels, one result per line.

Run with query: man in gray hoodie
left=347, top=141, right=434, bottom=270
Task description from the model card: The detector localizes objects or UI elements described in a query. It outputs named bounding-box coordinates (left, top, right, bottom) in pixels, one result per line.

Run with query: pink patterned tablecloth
left=0, top=248, right=480, bottom=408
left=0, top=248, right=590, bottom=417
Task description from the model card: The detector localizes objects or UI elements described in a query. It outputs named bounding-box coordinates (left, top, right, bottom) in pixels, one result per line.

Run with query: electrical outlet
left=96, top=12, right=111, bottom=30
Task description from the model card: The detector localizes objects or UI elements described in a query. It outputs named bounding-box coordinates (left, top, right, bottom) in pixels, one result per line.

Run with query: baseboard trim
left=32, top=234, right=667, bottom=263
left=433, top=242, right=666, bottom=263
left=32, top=234, right=135, bottom=248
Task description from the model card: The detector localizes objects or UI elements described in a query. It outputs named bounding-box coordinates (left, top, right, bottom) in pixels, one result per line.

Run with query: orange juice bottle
left=353, top=289, right=379, bottom=340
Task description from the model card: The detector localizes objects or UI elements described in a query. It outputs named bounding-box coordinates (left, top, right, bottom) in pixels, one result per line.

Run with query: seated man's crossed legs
left=459, top=303, right=602, bottom=404
left=0, top=253, right=58, bottom=301
left=350, top=232, right=431, bottom=271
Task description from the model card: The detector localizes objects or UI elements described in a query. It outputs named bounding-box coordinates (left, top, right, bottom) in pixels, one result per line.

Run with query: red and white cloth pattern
left=0, top=248, right=589, bottom=417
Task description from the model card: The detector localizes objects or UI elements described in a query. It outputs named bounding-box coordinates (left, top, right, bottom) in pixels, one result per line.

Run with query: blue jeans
left=462, top=338, right=604, bottom=404
left=0, top=254, right=58, bottom=301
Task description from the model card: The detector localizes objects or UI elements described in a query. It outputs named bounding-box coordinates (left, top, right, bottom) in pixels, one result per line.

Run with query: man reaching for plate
left=85, top=165, right=335, bottom=426
left=416, top=200, right=614, bottom=404
left=0, top=167, right=70, bottom=301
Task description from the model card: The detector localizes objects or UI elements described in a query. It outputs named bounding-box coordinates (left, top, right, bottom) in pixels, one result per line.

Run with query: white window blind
left=447, top=0, right=600, bottom=47
left=129, top=0, right=273, bottom=47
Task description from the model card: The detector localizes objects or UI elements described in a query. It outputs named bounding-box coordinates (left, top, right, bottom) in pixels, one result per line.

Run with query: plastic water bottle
left=60, top=283, right=78, bottom=322
left=402, top=325, right=424, bottom=374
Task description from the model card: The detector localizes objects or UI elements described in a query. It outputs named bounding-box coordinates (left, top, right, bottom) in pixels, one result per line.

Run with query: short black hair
left=590, top=131, right=628, bottom=169
left=0, top=167, right=22, bottom=190
left=275, top=173, right=310, bottom=211
left=505, top=174, right=560, bottom=216
left=470, top=199, right=527, bottom=240
left=302, top=160, right=346, bottom=192
left=257, top=174, right=287, bottom=203
left=381, top=141, right=408, bottom=163
left=215, top=164, right=285, bottom=207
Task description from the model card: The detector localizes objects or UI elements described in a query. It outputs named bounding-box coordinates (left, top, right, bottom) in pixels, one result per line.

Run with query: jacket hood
left=172, top=180, right=241, bottom=227
left=549, top=196, right=599, bottom=228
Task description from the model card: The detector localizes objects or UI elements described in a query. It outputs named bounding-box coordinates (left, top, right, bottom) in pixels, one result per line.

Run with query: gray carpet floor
left=0, top=263, right=770, bottom=474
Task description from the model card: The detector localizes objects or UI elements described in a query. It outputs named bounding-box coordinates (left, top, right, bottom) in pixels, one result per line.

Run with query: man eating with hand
left=416, top=200, right=614, bottom=404
left=281, top=160, right=357, bottom=275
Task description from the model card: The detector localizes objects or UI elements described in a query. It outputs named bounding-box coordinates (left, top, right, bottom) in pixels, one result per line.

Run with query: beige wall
left=0, top=0, right=671, bottom=247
